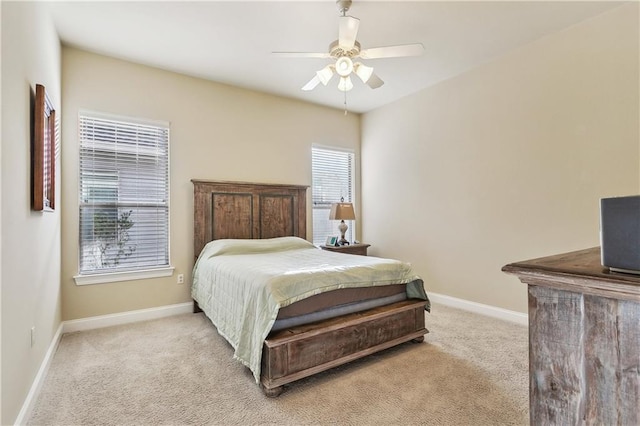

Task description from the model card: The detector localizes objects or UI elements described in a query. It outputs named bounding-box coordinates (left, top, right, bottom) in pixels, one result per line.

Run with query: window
left=76, top=111, right=170, bottom=283
left=311, top=146, right=355, bottom=246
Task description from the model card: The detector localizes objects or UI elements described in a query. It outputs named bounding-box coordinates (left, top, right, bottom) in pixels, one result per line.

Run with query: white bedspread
left=191, top=236, right=427, bottom=383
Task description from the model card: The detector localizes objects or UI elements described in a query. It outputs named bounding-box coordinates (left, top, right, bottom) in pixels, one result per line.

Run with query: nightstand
left=320, top=243, right=370, bottom=256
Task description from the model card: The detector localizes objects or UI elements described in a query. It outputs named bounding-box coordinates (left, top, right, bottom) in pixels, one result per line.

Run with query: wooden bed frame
left=192, top=180, right=428, bottom=396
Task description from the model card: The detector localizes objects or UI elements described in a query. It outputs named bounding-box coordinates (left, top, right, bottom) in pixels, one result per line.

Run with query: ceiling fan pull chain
left=344, top=91, right=348, bottom=115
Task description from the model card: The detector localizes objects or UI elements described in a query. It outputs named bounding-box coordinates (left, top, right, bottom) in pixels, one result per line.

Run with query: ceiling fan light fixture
left=338, top=76, right=353, bottom=92
left=316, top=65, right=335, bottom=86
left=274, top=0, right=423, bottom=100
left=354, top=62, right=373, bottom=83
left=335, top=57, right=354, bottom=77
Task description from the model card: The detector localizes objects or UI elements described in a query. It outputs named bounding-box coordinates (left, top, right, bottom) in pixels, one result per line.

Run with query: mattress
left=276, top=284, right=407, bottom=319
left=271, top=284, right=408, bottom=331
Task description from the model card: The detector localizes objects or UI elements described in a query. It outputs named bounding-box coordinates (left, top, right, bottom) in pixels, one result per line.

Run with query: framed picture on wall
left=32, top=83, right=56, bottom=211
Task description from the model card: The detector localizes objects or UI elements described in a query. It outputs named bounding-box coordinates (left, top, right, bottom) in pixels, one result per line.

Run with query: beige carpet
left=28, top=303, right=529, bottom=425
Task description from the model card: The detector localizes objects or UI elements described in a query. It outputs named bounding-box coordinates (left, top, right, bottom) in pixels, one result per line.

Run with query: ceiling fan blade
left=366, top=73, right=384, bottom=89
left=272, top=52, right=331, bottom=59
left=301, top=75, right=321, bottom=91
left=338, top=16, right=360, bottom=50
left=359, top=43, right=424, bottom=59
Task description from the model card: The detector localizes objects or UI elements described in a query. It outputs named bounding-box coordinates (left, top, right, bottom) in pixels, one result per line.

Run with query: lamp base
left=338, top=220, right=350, bottom=245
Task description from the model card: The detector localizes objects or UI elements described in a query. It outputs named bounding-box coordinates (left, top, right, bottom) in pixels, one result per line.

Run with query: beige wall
left=61, top=48, right=360, bottom=320
left=361, top=4, right=639, bottom=313
left=1, top=2, right=62, bottom=424
left=3, top=3, right=637, bottom=420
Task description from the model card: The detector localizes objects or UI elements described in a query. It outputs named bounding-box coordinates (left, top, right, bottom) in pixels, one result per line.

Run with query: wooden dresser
left=503, top=247, right=640, bottom=425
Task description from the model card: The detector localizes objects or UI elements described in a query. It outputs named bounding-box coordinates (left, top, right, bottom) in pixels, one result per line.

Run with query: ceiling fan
left=273, top=0, right=424, bottom=93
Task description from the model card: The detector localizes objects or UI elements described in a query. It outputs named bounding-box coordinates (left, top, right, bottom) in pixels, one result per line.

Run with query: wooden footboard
left=261, top=299, right=428, bottom=396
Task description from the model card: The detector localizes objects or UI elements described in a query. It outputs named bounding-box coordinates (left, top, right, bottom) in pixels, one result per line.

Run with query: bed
left=192, top=180, right=430, bottom=396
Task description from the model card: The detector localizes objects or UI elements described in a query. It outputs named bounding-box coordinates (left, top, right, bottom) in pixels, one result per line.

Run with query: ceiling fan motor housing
left=329, top=40, right=361, bottom=58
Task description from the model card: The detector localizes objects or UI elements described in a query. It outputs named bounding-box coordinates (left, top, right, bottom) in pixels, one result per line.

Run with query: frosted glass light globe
left=335, top=57, right=354, bottom=77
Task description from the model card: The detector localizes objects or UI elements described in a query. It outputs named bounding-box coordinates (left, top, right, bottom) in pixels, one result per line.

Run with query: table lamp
left=329, top=198, right=356, bottom=245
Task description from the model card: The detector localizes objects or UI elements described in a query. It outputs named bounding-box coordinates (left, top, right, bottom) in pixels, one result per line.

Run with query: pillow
left=200, top=236, right=316, bottom=258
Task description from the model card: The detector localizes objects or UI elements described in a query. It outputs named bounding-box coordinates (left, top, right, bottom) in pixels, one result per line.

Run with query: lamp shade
left=329, top=202, right=356, bottom=221
left=337, top=76, right=353, bottom=92
left=316, top=65, right=335, bottom=86
left=354, top=62, right=373, bottom=83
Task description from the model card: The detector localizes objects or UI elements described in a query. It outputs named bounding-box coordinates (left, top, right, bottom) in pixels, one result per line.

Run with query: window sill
left=74, top=266, right=175, bottom=286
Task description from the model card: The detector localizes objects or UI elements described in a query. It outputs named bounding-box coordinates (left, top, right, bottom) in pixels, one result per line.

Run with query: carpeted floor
left=27, top=303, right=529, bottom=425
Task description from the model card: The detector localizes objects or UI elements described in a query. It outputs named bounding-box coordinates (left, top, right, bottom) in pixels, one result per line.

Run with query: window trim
left=73, top=266, right=175, bottom=286
left=76, top=109, right=172, bottom=283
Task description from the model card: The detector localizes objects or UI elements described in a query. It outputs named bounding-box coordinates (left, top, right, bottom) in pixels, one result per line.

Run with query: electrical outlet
left=30, top=326, right=36, bottom=348
left=177, top=273, right=184, bottom=284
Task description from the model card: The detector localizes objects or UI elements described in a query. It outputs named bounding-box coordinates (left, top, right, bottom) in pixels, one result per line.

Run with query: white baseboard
left=63, top=302, right=193, bottom=333
left=14, top=323, right=64, bottom=426
left=428, top=292, right=528, bottom=326
left=16, top=302, right=194, bottom=424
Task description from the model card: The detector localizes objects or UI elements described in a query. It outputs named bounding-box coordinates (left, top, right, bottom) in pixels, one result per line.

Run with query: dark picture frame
left=32, top=84, right=56, bottom=211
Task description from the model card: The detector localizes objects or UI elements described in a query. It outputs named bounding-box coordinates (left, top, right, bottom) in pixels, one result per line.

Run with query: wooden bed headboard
left=192, top=180, right=308, bottom=257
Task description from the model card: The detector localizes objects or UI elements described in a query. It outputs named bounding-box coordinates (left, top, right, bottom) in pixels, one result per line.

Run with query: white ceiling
left=47, top=1, right=623, bottom=113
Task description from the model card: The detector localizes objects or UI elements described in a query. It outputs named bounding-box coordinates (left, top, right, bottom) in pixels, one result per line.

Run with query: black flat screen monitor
left=600, top=195, right=640, bottom=274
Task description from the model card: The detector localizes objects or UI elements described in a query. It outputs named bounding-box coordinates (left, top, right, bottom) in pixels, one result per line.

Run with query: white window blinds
left=311, top=146, right=355, bottom=246
left=78, top=111, right=170, bottom=275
